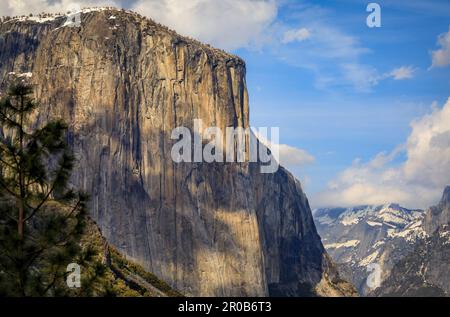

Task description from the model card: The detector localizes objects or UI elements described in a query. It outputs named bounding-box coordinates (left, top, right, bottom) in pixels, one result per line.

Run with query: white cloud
left=311, top=25, right=368, bottom=60
left=387, top=66, right=415, bottom=80
left=252, top=129, right=315, bottom=169
left=282, top=27, right=311, bottom=43
left=339, top=64, right=416, bottom=92
left=278, top=143, right=315, bottom=168
left=1, top=0, right=417, bottom=94
left=269, top=4, right=418, bottom=92
left=430, top=26, right=450, bottom=68
left=1, top=0, right=278, bottom=50
left=131, top=0, right=278, bottom=51
left=268, top=8, right=388, bottom=92
left=272, top=24, right=374, bottom=91
left=314, top=98, right=450, bottom=209
left=1, top=0, right=46, bottom=16
left=261, top=3, right=374, bottom=92
left=0, top=0, right=119, bottom=16
left=341, top=63, right=380, bottom=92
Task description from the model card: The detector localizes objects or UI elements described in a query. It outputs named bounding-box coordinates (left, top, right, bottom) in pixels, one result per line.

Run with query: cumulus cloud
left=430, top=26, right=450, bottom=68
left=430, top=131, right=450, bottom=148
left=314, top=98, right=450, bottom=209
left=282, top=27, right=311, bottom=43
left=131, top=0, right=278, bottom=50
left=1, top=0, right=46, bottom=15
left=252, top=128, right=315, bottom=169
left=277, top=143, right=315, bottom=168
left=0, top=0, right=120, bottom=16
left=1, top=0, right=278, bottom=50
left=0, top=0, right=279, bottom=50
left=0, top=0, right=419, bottom=94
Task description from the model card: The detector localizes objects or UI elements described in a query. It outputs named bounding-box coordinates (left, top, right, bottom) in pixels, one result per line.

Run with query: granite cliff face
left=0, top=9, right=355, bottom=296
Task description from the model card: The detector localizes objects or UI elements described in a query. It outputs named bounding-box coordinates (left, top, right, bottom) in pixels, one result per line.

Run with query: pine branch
left=63, top=196, right=82, bottom=220
left=41, top=266, right=59, bottom=295
left=0, top=178, right=19, bottom=199
left=0, top=82, right=91, bottom=296
left=23, top=181, right=56, bottom=222
left=0, top=156, right=17, bottom=171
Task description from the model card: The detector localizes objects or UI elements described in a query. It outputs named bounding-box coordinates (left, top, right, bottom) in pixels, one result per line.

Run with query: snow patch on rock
left=316, top=215, right=335, bottom=225
left=359, top=250, right=379, bottom=267
left=324, top=239, right=360, bottom=249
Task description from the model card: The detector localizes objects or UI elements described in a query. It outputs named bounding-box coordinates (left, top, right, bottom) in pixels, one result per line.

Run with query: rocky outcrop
left=83, top=218, right=183, bottom=297
left=314, top=204, right=425, bottom=295
left=424, top=186, right=450, bottom=235
left=371, top=187, right=450, bottom=297
left=371, top=224, right=450, bottom=297
left=0, top=8, right=354, bottom=296
left=316, top=188, right=450, bottom=297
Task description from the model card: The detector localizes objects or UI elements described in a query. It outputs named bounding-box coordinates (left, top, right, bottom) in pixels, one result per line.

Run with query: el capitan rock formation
left=0, top=8, right=355, bottom=296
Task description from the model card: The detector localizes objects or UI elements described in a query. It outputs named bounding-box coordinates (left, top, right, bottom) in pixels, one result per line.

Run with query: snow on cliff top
left=2, top=7, right=113, bottom=24
left=0, top=8, right=136, bottom=25
left=1, top=7, right=243, bottom=64
left=324, top=240, right=360, bottom=249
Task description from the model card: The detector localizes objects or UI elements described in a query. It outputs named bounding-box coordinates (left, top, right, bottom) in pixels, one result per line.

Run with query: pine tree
left=0, top=81, right=102, bottom=296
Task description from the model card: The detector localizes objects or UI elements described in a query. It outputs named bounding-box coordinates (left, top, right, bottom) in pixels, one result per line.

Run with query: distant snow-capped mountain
left=371, top=186, right=450, bottom=296
left=313, top=203, right=426, bottom=295
left=370, top=224, right=450, bottom=297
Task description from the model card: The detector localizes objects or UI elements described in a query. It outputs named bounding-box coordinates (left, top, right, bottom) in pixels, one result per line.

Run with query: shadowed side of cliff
left=0, top=7, right=356, bottom=297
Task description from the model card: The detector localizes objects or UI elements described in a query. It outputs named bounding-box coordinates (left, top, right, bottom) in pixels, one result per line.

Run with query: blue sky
left=233, top=0, right=450, bottom=207
left=2, top=0, right=450, bottom=208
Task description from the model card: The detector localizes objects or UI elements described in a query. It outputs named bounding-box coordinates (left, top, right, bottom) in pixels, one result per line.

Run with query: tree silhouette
left=0, top=81, right=96, bottom=296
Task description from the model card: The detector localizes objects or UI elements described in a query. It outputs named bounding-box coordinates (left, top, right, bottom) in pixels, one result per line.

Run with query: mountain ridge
left=315, top=187, right=450, bottom=296
left=314, top=203, right=425, bottom=295
left=372, top=187, right=450, bottom=296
